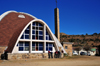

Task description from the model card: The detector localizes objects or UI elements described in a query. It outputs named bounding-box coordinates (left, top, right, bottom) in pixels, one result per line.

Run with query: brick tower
left=54, top=8, right=60, bottom=42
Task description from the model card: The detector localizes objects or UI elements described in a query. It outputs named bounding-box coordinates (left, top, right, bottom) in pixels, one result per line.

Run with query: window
left=39, top=23, right=43, bottom=27
left=39, top=42, right=43, bottom=51
left=20, top=25, right=30, bottom=39
left=39, top=36, right=43, bottom=40
left=19, top=22, right=55, bottom=53
left=33, top=22, right=35, bottom=26
left=39, top=27, right=43, bottom=30
left=46, top=30, right=52, bottom=40
left=27, top=26, right=30, bottom=30
left=32, top=42, right=43, bottom=51
left=39, top=31, right=43, bottom=35
left=32, top=42, right=35, bottom=51
left=36, top=22, right=38, bottom=26
left=25, top=30, right=29, bottom=34
left=32, top=30, right=35, bottom=34
left=32, top=22, right=43, bottom=40
left=32, top=35, right=35, bottom=39
left=25, top=35, right=29, bottom=39
left=18, top=42, right=29, bottom=51
left=65, top=46, right=68, bottom=49
left=46, top=43, right=53, bottom=51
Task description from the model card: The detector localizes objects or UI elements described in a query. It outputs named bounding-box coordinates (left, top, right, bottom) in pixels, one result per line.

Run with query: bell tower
left=54, top=0, right=60, bottom=41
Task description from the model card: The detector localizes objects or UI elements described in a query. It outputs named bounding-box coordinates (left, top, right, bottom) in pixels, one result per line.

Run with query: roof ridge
left=0, top=10, right=37, bottom=21
left=0, top=11, right=17, bottom=21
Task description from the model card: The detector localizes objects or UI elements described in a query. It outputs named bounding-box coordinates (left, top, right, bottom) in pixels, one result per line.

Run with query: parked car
left=73, top=51, right=78, bottom=55
left=73, top=52, right=78, bottom=55
left=87, top=52, right=91, bottom=56
left=80, top=52, right=86, bottom=55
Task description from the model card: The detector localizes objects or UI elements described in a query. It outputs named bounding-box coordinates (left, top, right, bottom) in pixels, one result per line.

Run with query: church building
left=0, top=11, right=66, bottom=56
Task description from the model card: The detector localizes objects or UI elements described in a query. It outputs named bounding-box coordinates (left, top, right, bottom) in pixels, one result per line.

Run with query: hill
left=60, top=33, right=100, bottom=48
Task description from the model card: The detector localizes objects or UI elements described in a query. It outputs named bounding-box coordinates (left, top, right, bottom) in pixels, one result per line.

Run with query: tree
left=62, top=35, right=66, bottom=37
left=91, top=43, right=95, bottom=47
left=95, top=38, right=100, bottom=42
left=83, top=45, right=91, bottom=51
left=93, top=33, right=97, bottom=35
left=86, top=33, right=88, bottom=35
left=81, top=34, right=85, bottom=37
left=74, top=47, right=81, bottom=53
left=90, top=39, right=94, bottom=41
left=99, top=33, right=100, bottom=35
left=69, top=38, right=75, bottom=42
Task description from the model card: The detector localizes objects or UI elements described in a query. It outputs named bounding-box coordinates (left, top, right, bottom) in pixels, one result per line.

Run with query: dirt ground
left=0, top=56, right=100, bottom=66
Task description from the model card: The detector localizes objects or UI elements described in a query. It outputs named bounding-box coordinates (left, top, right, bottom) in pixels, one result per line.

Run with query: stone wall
left=8, top=53, right=48, bottom=60
left=0, top=53, right=64, bottom=60
left=63, top=44, right=73, bottom=56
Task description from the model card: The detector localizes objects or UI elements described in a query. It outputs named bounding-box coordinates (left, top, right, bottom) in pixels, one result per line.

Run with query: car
left=73, top=52, right=78, bottom=55
left=87, top=52, right=91, bottom=56
left=73, top=51, right=78, bottom=55
left=80, top=52, right=86, bottom=55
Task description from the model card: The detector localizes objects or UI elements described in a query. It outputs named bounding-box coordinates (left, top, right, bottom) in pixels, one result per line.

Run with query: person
left=50, top=51, right=53, bottom=58
left=4, top=51, right=8, bottom=60
left=61, top=50, right=64, bottom=58
left=1, top=54, right=5, bottom=60
left=48, top=50, right=51, bottom=58
left=61, top=50, right=64, bottom=53
left=58, top=51, right=61, bottom=58
left=55, top=51, right=58, bottom=58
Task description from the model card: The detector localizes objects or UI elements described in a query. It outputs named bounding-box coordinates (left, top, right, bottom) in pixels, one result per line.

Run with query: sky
left=0, top=0, right=100, bottom=35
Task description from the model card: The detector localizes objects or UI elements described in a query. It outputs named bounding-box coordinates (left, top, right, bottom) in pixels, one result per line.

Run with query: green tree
left=83, top=45, right=91, bottom=51
left=93, top=33, right=97, bottom=35
left=90, top=39, right=94, bottom=41
left=74, top=47, right=81, bottom=51
left=86, top=33, right=88, bottom=35
left=81, top=34, right=85, bottom=37
left=69, top=38, right=75, bottom=42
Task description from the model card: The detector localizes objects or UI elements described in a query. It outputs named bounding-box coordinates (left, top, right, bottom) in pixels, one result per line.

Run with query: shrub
left=64, top=53, right=68, bottom=57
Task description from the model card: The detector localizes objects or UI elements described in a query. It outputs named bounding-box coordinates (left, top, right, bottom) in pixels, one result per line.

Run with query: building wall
left=8, top=53, right=48, bottom=60
left=63, top=44, right=73, bottom=56
left=0, top=52, right=64, bottom=60
left=0, top=46, right=7, bottom=53
left=7, top=52, right=64, bottom=60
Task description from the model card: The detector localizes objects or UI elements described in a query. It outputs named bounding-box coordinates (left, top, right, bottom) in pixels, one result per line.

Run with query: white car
left=87, top=52, right=91, bottom=56
left=73, top=51, right=78, bottom=55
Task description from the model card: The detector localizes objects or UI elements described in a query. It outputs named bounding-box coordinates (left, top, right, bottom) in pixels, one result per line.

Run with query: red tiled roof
left=0, top=12, right=34, bottom=52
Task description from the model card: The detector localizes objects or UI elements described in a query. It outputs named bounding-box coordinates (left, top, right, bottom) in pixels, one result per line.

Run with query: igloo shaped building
left=0, top=11, right=66, bottom=54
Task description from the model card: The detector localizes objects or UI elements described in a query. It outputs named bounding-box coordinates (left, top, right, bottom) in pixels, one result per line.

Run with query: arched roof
left=0, top=11, right=35, bottom=52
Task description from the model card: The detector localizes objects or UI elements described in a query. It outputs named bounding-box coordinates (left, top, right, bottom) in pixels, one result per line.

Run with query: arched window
left=16, top=22, right=54, bottom=53
left=20, top=25, right=30, bottom=39
left=32, top=22, right=43, bottom=40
